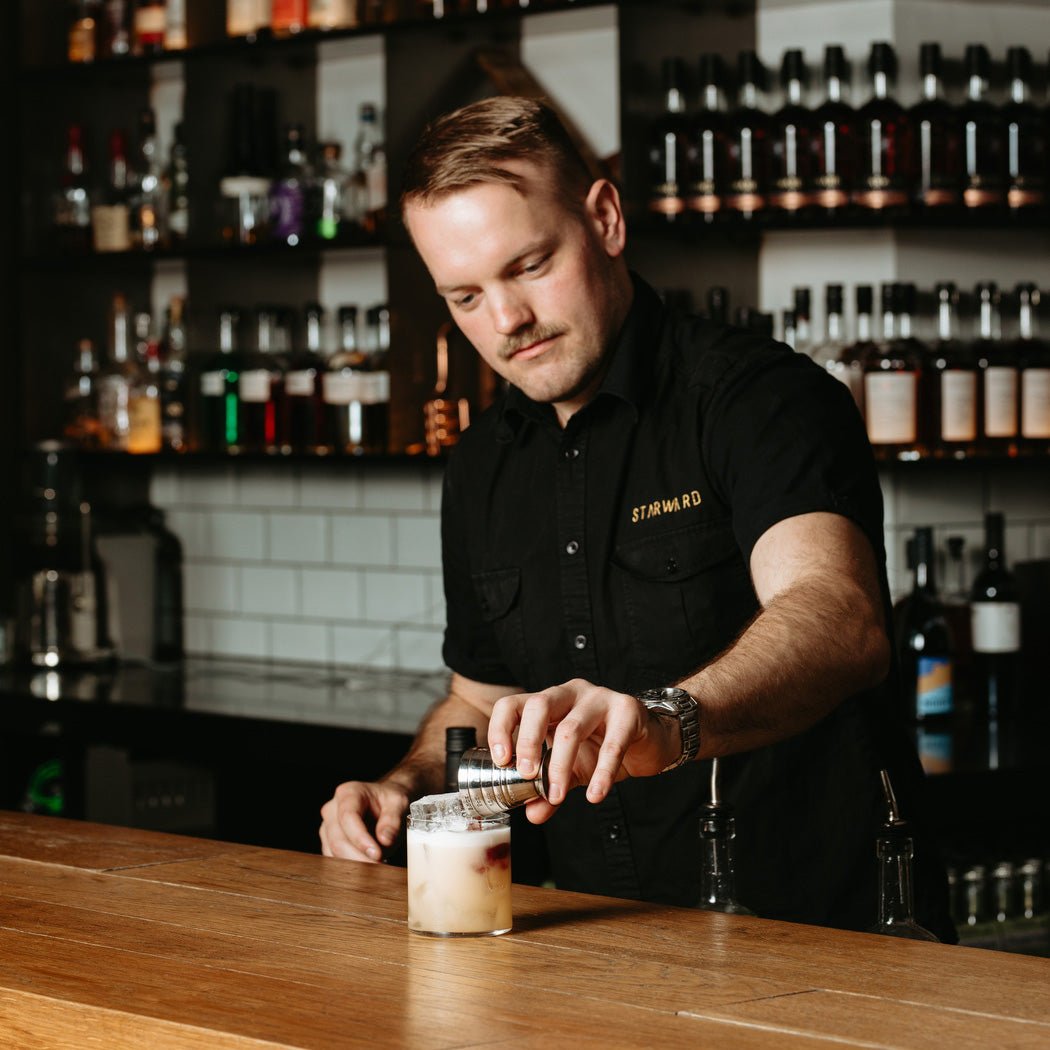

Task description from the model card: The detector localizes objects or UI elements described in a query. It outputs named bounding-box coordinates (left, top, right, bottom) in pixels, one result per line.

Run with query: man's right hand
left=319, top=778, right=413, bottom=862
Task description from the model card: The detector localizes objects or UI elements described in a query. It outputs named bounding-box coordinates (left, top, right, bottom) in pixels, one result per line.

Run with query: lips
left=510, top=335, right=559, bottom=361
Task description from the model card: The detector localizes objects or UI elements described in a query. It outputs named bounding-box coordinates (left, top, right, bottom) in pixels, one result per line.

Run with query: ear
left=583, top=179, right=627, bottom=258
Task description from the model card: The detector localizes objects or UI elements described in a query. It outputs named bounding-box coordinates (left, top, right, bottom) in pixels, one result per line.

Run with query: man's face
left=404, top=163, right=630, bottom=425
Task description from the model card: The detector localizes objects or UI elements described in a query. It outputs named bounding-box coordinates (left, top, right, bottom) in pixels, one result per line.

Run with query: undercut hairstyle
left=400, top=96, right=594, bottom=215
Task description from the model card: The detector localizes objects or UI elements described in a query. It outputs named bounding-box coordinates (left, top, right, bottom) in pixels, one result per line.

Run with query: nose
left=489, top=289, right=534, bottom=336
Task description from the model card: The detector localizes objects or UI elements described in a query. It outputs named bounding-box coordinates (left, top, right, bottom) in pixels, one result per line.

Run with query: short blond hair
left=400, top=96, right=593, bottom=212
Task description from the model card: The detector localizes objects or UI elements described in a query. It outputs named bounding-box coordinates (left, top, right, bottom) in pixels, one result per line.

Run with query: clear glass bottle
left=164, top=0, right=186, bottom=49
left=970, top=511, right=1021, bottom=724
left=685, top=53, right=728, bottom=222
left=973, top=282, right=1018, bottom=457
left=696, top=761, right=754, bottom=915
left=867, top=771, right=939, bottom=941
left=723, top=50, right=769, bottom=221
left=768, top=48, right=814, bottom=216
left=960, top=44, right=1007, bottom=210
left=63, top=338, right=103, bottom=448
left=809, top=44, right=854, bottom=216
left=127, top=311, right=163, bottom=454
left=361, top=304, right=391, bottom=454
left=810, top=284, right=847, bottom=375
left=792, top=286, right=812, bottom=356
left=160, top=296, right=188, bottom=452
left=323, top=305, right=365, bottom=454
left=837, top=284, right=875, bottom=419
left=165, top=122, right=189, bottom=245
left=198, top=308, right=242, bottom=453
left=285, top=302, right=328, bottom=454
left=313, top=141, right=348, bottom=241
left=929, top=282, right=978, bottom=459
left=646, top=57, right=689, bottom=222
left=131, top=108, right=163, bottom=251
left=96, top=293, right=138, bottom=450
left=910, top=42, right=962, bottom=212
left=351, top=103, right=386, bottom=235
left=1014, top=283, right=1050, bottom=454
left=853, top=42, right=911, bottom=213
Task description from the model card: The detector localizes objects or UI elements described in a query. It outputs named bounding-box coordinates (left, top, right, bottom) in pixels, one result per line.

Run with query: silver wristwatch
left=636, top=687, right=701, bottom=772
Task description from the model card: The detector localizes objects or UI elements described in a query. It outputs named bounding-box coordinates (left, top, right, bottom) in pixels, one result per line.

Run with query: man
left=320, top=96, right=954, bottom=938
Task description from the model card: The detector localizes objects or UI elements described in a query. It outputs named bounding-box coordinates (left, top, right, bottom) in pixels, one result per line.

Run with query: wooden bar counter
left=0, top=812, right=1047, bottom=1049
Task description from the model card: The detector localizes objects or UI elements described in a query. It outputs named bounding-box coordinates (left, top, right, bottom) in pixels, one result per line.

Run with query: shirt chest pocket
left=471, top=567, right=531, bottom=687
left=612, top=521, right=757, bottom=688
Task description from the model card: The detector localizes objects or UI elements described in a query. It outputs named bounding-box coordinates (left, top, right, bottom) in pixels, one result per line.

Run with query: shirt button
left=574, top=634, right=588, bottom=650
left=607, top=824, right=622, bottom=842
left=563, top=447, right=580, bottom=460
left=565, top=540, right=580, bottom=555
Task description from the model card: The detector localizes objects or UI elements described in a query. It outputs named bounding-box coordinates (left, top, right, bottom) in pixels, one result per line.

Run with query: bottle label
left=309, top=0, right=355, bottom=28
left=239, top=369, right=272, bottom=403
left=285, top=369, right=315, bottom=397
left=91, top=204, right=131, bottom=253
left=228, top=0, right=268, bottom=34
left=971, top=601, right=1021, bottom=654
left=134, top=6, right=167, bottom=36
left=69, top=23, right=96, bottom=62
left=864, top=371, right=917, bottom=444
left=322, top=371, right=364, bottom=405
left=916, top=656, right=953, bottom=717
left=360, top=371, right=390, bottom=404
left=200, top=370, right=226, bottom=396
left=127, top=395, right=162, bottom=454
left=940, top=370, right=978, bottom=442
left=1021, top=368, right=1050, bottom=438
left=984, top=366, right=1019, bottom=438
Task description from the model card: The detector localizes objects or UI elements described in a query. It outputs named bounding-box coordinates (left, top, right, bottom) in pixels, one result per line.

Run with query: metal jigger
left=457, top=747, right=551, bottom=818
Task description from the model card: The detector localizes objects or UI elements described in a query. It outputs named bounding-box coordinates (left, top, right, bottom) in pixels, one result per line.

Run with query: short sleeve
left=439, top=455, right=519, bottom=687
left=700, top=341, right=886, bottom=565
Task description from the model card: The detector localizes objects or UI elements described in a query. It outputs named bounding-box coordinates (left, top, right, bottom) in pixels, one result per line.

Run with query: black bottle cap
left=868, top=41, right=897, bottom=78
left=913, top=526, right=935, bottom=569
left=965, top=43, right=991, bottom=79
left=897, top=282, right=917, bottom=314
left=753, top=312, right=775, bottom=339
left=975, top=280, right=998, bottom=300
left=698, top=52, right=726, bottom=89
left=825, top=284, right=844, bottom=313
left=880, top=282, right=896, bottom=312
left=338, top=305, right=358, bottom=322
left=823, top=44, right=848, bottom=80
left=661, top=56, right=686, bottom=94
left=935, top=281, right=957, bottom=299
left=737, top=50, right=767, bottom=91
left=782, top=308, right=796, bottom=329
left=856, top=284, right=873, bottom=313
left=303, top=301, right=324, bottom=319
left=1006, top=46, right=1033, bottom=81
left=793, top=286, right=811, bottom=319
left=946, top=535, right=965, bottom=559
left=919, top=42, right=943, bottom=78
left=780, top=48, right=807, bottom=87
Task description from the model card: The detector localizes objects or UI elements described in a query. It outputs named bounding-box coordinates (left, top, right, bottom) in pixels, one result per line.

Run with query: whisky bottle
left=131, top=108, right=163, bottom=251
left=92, top=130, right=132, bottom=253
left=96, top=293, right=138, bottom=450
left=970, top=511, right=1021, bottom=723
left=867, top=771, right=939, bottom=941
left=864, top=283, right=923, bottom=459
left=685, top=53, right=728, bottom=222
left=286, top=303, right=328, bottom=454
left=929, top=282, right=979, bottom=459
left=127, top=312, right=163, bottom=454
left=973, top=282, right=1018, bottom=457
left=723, top=51, right=769, bottom=221
left=1003, top=47, right=1047, bottom=213
left=271, top=0, right=308, bottom=35
left=198, top=309, right=242, bottom=453
left=351, top=103, right=386, bottom=235
left=68, top=0, right=99, bottom=62
left=133, top=0, right=167, bottom=55
left=854, top=42, right=911, bottom=212
left=768, top=49, right=814, bottom=216
left=1014, top=282, right=1050, bottom=454
left=647, top=57, right=689, bottom=222
left=960, top=44, right=1006, bottom=210
left=910, top=42, right=962, bottom=211
left=226, top=0, right=270, bottom=38
left=164, top=122, right=189, bottom=245
left=237, top=308, right=287, bottom=453
left=361, top=305, right=392, bottom=454
left=53, top=123, right=93, bottom=254
left=809, top=44, right=854, bottom=216
left=63, top=339, right=103, bottom=448
left=160, top=297, right=188, bottom=452
left=323, top=305, right=366, bottom=454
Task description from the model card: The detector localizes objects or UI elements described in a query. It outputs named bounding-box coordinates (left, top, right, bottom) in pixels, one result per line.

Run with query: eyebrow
left=434, top=237, right=556, bottom=297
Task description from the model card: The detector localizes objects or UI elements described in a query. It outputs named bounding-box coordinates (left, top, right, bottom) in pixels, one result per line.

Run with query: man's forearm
left=385, top=688, right=492, bottom=799
left=681, top=574, right=891, bottom=759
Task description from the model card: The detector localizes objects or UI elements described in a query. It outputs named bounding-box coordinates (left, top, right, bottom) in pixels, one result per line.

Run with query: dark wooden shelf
left=65, top=449, right=448, bottom=467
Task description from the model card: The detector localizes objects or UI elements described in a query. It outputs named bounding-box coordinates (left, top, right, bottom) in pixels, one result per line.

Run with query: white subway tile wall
left=153, top=465, right=445, bottom=671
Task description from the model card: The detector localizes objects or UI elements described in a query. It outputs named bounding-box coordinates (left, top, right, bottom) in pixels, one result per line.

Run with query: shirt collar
left=497, top=273, right=664, bottom=437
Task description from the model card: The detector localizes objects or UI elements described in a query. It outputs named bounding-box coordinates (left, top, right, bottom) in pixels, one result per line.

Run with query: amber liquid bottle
left=929, top=282, right=979, bottom=460
left=647, top=57, right=689, bottom=222
left=910, top=42, right=962, bottom=212
left=723, top=51, right=769, bottom=221
left=973, top=282, right=1018, bottom=458
left=1002, top=47, right=1047, bottom=213
left=685, top=52, right=728, bottom=223
left=960, top=44, right=1006, bottom=211
left=809, top=44, right=854, bottom=216
left=285, top=303, right=328, bottom=454
left=768, top=48, right=814, bottom=217
left=1013, top=282, right=1050, bottom=455
left=853, top=42, right=911, bottom=213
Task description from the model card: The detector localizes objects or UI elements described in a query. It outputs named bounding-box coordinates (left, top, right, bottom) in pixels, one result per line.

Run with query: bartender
left=320, top=96, right=954, bottom=939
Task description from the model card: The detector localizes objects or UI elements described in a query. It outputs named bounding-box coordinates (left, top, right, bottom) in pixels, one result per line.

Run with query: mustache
left=499, top=324, right=568, bottom=359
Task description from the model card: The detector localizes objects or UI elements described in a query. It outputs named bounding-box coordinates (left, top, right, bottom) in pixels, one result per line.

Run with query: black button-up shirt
left=441, top=276, right=953, bottom=937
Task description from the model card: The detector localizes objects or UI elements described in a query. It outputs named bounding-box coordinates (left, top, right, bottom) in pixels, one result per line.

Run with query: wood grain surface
left=0, top=812, right=1047, bottom=1049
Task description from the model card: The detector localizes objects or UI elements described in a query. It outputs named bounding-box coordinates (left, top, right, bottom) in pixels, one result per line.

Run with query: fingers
left=489, top=681, right=647, bottom=808
left=319, top=781, right=409, bottom=863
